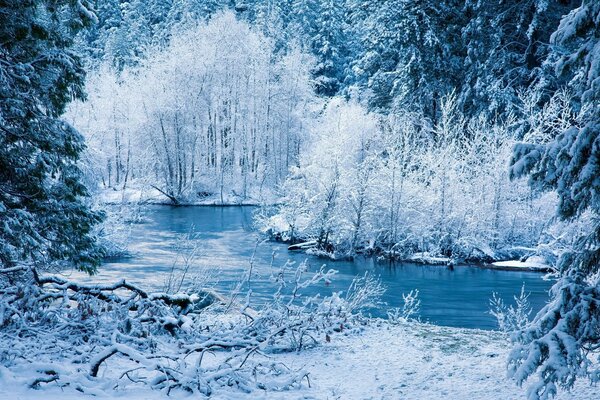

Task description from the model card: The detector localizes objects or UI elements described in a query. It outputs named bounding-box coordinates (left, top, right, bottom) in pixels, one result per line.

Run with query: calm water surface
left=77, top=206, right=553, bottom=330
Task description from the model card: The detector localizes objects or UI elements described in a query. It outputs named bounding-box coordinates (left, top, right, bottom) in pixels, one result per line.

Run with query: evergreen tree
left=240, top=0, right=351, bottom=96
left=247, top=0, right=295, bottom=52
left=310, top=0, right=348, bottom=96
left=461, top=0, right=575, bottom=116
left=106, top=1, right=153, bottom=68
left=351, top=0, right=463, bottom=118
left=508, top=1, right=600, bottom=398
left=80, top=0, right=227, bottom=70
left=76, top=0, right=121, bottom=62
left=0, top=0, right=104, bottom=273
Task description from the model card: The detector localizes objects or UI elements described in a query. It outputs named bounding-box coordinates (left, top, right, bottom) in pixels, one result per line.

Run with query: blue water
left=91, top=205, right=553, bottom=330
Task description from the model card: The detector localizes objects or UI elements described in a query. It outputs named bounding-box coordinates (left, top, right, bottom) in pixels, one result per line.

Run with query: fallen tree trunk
left=151, top=184, right=180, bottom=205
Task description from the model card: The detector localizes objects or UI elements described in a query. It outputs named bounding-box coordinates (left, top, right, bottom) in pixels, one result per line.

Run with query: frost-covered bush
left=387, top=289, right=421, bottom=323
left=261, top=95, right=556, bottom=261
left=490, top=285, right=532, bottom=333
left=92, top=203, right=147, bottom=258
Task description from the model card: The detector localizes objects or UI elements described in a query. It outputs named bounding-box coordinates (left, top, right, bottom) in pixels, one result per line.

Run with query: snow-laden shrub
left=387, top=289, right=421, bottom=323
left=490, top=285, right=532, bottom=333
left=260, top=94, right=557, bottom=261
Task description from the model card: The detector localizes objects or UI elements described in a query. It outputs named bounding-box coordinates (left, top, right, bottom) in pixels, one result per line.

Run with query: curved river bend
left=75, top=206, right=553, bottom=330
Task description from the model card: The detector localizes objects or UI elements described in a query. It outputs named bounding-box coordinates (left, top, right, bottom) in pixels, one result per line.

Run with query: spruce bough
left=0, top=0, right=104, bottom=273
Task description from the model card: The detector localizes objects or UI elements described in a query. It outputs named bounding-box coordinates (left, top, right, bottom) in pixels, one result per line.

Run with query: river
left=73, top=205, right=553, bottom=330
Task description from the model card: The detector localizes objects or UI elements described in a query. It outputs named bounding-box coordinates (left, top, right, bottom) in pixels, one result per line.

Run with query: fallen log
left=288, top=241, right=318, bottom=251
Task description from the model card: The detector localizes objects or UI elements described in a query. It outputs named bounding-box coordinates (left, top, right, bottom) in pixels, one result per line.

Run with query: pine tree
left=461, top=0, right=575, bottom=117
left=81, top=0, right=227, bottom=70
left=0, top=0, right=104, bottom=273
left=310, top=0, right=348, bottom=96
left=247, top=0, right=295, bottom=52
left=351, top=0, right=463, bottom=118
left=76, top=0, right=121, bottom=62
left=508, top=1, right=600, bottom=398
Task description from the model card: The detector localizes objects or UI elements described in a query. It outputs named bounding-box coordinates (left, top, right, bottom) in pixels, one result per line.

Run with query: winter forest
left=1, top=0, right=599, bottom=399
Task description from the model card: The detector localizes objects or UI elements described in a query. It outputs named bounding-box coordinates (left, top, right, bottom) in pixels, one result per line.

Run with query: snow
left=408, top=252, right=452, bottom=265
left=258, top=97, right=558, bottom=264
left=491, top=256, right=552, bottom=271
left=288, top=241, right=318, bottom=251
left=0, top=321, right=593, bottom=400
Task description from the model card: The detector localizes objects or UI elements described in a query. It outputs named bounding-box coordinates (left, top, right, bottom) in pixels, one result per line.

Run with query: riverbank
left=285, top=239, right=553, bottom=272
left=97, top=186, right=276, bottom=206
left=1, top=320, right=593, bottom=400
left=97, top=190, right=555, bottom=272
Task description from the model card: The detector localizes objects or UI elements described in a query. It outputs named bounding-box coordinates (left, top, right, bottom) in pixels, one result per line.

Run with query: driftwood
left=34, top=273, right=197, bottom=309
left=288, top=241, right=318, bottom=251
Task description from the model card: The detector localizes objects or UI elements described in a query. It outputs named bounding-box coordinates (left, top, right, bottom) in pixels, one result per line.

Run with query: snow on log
left=89, top=344, right=153, bottom=377
left=288, top=241, right=318, bottom=251
left=408, top=253, right=452, bottom=265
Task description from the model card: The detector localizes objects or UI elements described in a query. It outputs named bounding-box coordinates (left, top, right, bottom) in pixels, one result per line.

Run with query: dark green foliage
left=511, top=0, right=600, bottom=224
left=80, top=0, right=227, bottom=69
left=461, top=0, right=575, bottom=116
left=83, top=0, right=351, bottom=96
left=0, top=0, right=104, bottom=273
left=79, top=0, right=584, bottom=118
left=348, top=0, right=579, bottom=120
left=301, top=0, right=350, bottom=96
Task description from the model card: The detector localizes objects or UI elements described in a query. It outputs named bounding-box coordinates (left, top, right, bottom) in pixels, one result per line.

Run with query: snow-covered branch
left=0, top=261, right=378, bottom=397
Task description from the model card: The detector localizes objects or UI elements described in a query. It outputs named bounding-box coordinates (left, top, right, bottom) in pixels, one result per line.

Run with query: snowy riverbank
left=1, top=320, right=593, bottom=400
left=489, top=256, right=553, bottom=272
left=96, top=186, right=277, bottom=207
left=286, top=238, right=553, bottom=271
left=94, top=187, right=556, bottom=272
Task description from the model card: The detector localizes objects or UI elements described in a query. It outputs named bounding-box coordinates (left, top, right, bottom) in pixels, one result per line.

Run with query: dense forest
left=1, top=1, right=599, bottom=399
left=69, top=0, right=595, bottom=263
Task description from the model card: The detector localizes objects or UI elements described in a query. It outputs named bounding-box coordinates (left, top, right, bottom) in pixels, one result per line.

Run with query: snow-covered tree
left=460, top=0, right=574, bottom=116
left=351, top=0, right=463, bottom=118
left=508, top=2, right=600, bottom=398
left=309, top=0, right=349, bottom=96
left=79, top=0, right=228, bottom=69
left=262, top=95, right=554, bottom=260
left=0, top=0, right=104, bottom=273
left=69, top=12, right=318, bottom=203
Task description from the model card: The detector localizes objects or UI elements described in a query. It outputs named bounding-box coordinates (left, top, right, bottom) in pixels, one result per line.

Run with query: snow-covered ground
left=491, top=256, right=552, bottom=272
left=1, top=321, right=594, bottom=400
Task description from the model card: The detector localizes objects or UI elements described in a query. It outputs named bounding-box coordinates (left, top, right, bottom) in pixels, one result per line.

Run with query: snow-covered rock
left=490, top=256, right=553, bottom=271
